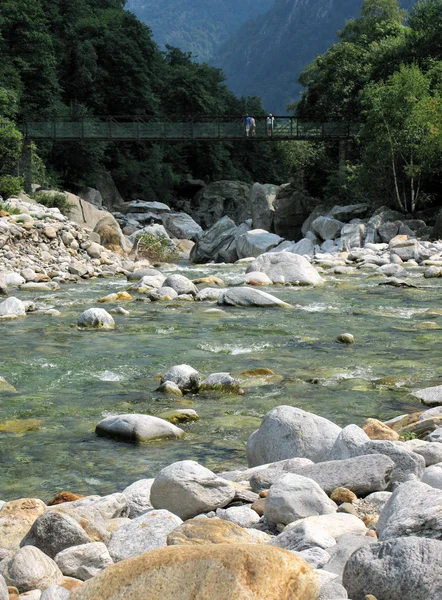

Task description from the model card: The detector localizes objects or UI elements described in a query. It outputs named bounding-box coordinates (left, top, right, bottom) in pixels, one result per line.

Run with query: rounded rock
left=77, top=309, right=115, bottom=330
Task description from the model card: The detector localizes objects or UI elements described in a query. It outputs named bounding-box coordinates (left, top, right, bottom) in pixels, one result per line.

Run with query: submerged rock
left=161, top=364, right=201, bottom=393
left=200, top=373, right=243, bottom=394
left=77, top=309, right=115, bottom=330
left=95, top=414, right=184, bottom=443
left=0, top=297, right=26, bottom=320
left=217, top=287, right=293, bottom=308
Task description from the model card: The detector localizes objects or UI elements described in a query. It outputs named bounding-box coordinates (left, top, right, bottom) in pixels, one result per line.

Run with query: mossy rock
left=0, top=418, right=42, bottom=434
left=0, top=376, right=17, bottom=393
left=158, top=409, right=199, bottom=424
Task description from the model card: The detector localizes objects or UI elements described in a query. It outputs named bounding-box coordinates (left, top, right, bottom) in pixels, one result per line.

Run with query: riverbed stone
left=108, top=509, right=182, bottom=562
left=20, top=512, right=91, bottom=558
left=217, top=287, right=293, bottom=308
left=121, top=479, right=154, bottom=518
left=427, top=427, right=442, bottom=442
left=2, top=547, right=63, bottom=593
left=236, top=229, right=283, bottom=258
left=161, top=364, right=201, bottom=393
left=246, top=252, right=324, bottom=285
left=54, top=543, right=112, bottom=581
left=328, top=425, right=371, bottom=461
left=77, top=309, right=114, bottom=330
left=200, top=373, right=242, bottom=394
left=247, top=406, right=342, bottom=467
left=147, top=286, right=178, bottom=301
left=362, top=419, right=400, bottom=441
left=311, top=216, right=343, bottom=241
left=162, top=274, right=197, bottom=296
left=0, top=499, right=47, bottom=551
left=343, top=536, right=442, bottom=600
left=189, top=215, right=242, bottom=263
left=95, top=414, right=184, bottom=443
left=88, top=494, right=128, bottom=520
left=417, top=458, right=442, bottom=487
left=265, top=474, right=337, bottom=525
left=215, top=506, right=260, bottom=528
left=324, top=533, right=376, bottom=579
left=150, top=460, right=236, bottom=520
left=377, top=480, right=442, bottom=540
left=0, top=576, right=6, bottom=600
left=407, top=441, right=442, bottom=466
left=166, top=518, right=252, bottom=546
left=0, top=297, right=26, bottom=320
left=411, top=384, right=442, bottom=406
left=270, top=521, right=337, bottom=552
left=195, top=287, right=223, bottom=301
left=285, top=513, right=367, bottom=539
left=69, top=543, right=319, bottom=600
left=318, top=581, right=348, bottom=599
left=40, top=585, right=70, bottom=600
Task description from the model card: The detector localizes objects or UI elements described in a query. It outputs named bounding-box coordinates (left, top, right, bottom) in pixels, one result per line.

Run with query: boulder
left=2, top=546, right=63, bottom=592
left=264, top=474, right=337, bottom=525
left=108, top=509, right=182, bottom=562
left=161, top=364, right=201, bottom=393
left=195, top=287, right=224, bottom=301
left=246, top=406, right=342, bottom=467
left=422, top=463, right=442, bottom=489
left=95, top=414, right=184, bottom=443
left=328, top=204, right=369, bottom=221
left=311, top=216, right=343, bottom=241
left=390, top=238, right=420, bottom=262
left=411, top=442, right=442, bottom=466
left=93, top=215, right=131, bottom=256
left=271, top=238, right=315, bottom=258
left=235, top=229, right=283, bottom=259
left=250, top=183, right=278, bottom=231
left=20, top=511, right=91, bottom=559
left=192, top=180, right=251, bottom=229
left=270, top=521, right=337, bottom=552
left=199, top=373, right=242, bottom=394
left=215, top=506, right=260, bottom=528
left=121, top=479, right=154, bottom=518
left=246, top=252, right=324, bottom=285
left=328, top=425, right=370, bottom=461
left=40, top=585, right=71, bottom=600
left=0, top=576, right=6, bottom=600
left=77, top=309, right=115, bottom=330
left=68, top=544, right=319, bottom=600
left=340, top=223, right=365, bottom=249
left=150, top=460, right=236, bottom=520
left=162, top=274, right=197, bottom=296
left=0, top=498, right=47, bottom=551
left=87, top=494, right=128, bottom=520
left=166, top=518, right=252, bottom=546
left=296, top=547, right=330, bottom=569
left=190, top=216, right=245, bottom=264
left=217, top=287, right=292, bottom=308
left=54, top=543, right=113, bottom=580
left=162, top=212, right=202, bottom=240
left=244, top=271, right=273, bottom=285
left=318, top=581, right=348, bottom=599
left=285, top=513, right=367, bottom=538
left=273, top=186, right=320, bottom=240
left=343, top=536, right=442, bottom=600
left=411, top=384, right=442, bottom=406
left=0, top=297, right=26, bottom=320
left=323, top=533, right=376, bottom=579
left=362, top=418, right=400, bottom=441
left=377, top=480, right=442, bottom=540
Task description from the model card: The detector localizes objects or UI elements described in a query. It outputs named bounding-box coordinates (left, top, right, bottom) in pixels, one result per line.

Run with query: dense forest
left=296, top=0, right=442, bottom=215
left=126, top=0, right=273, bottom=63
left=0, top=0, right=289, bottom=202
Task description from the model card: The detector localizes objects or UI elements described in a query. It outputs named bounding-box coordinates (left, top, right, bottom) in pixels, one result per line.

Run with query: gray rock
left=377, top=480, right=442, bottom=540
left=364, top=491, right=392, bottom=513
left=108, top=509, right=182, bottom=562
left=77, top=308, right=114, bottom=330
left=150, top=460, right=236, bottom=520
left=192, top=181, right=251, bottom=230
left=422, top=463, right=442, bottom=489
left=246, top=252, right=324, bottom=285
left=122, top=479, right=154, bottom=518
left=318, top=581, right=348, bottom=599
left=127, top=268, right=162, bottom=282
left=246, top=406, right=342, bottom=467
left=324, top=534, right=376, bottom=579
left=20, top=512, right=91, bottom=559
left=419, top=406, right=442, bottom=421
left=0, top=575, right=7, bottom=600
left=270, top=521, right=337, bottom=552
left=51, top=505, right=108, bottom=546
left=129, top=274, right=165, bottom=291
left=162, top=212, right=202, bottom=240
left=54, top=542, right=112, bottom=580
left=195, top=287, right=224, bottom=301
left=0, top=296, right=26, bottom=319
left=353, top=440, right=425, bottom=488
left=296, top=547, right=330, bottom=569
left=215, top=506, right=260, bottom=528
left=236, top=229, right=283, bottom=259
left=271, top=238, right=315, bottom=258
left=328, top=203, right=369, bottom=221
left=311, top=216, right=343, bottom=240
left=190, top=216, right=241, bottom=264
left=390, top=238, right=420, bottom=262
left=411, top=441, right=442, bottom=466
left=161, top=364, right=201, bottom=393
left=217, top=287, right=292, bottom=308
left=340, top=223, right=365, bottom=250
left=95, top=414, right=184, bottom=443
left=200, top=373, right=242, bottom=393
left=40, top=585, right=70, bottom=600
left=264, top=473, right=337, bottom=525
left=250, top=183, right=278, bottom=231
left=284, top=513, right=367, bottom=539
left=328, top=425, right=370, bottom=461
left=3, top=273, right=25, bottom=286
left=2, top=546, right=63, bottom=592
left=378, top=221, right=400, bottom=243
left=89, top=494, right=128, bottom=520
left=162, top=274, right=197, bottom=296
left=411, top=384, right=442, bottom=406
left=427, top=427, right=442, bottom=443
left=219, top=457, right=314, bottom=486
left=343, top=536, right=442, bottom=600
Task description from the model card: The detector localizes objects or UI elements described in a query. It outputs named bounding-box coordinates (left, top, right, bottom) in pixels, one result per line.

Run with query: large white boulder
left=77, top=308, right=115, bottom=330
left=54, top=542, right=113, bottom=580
left=217, top=287, right=292, bottom=308
left=150, top=460, right=236, bottom=520
left=161, top=364, right=201, bottom=393
left=95, top=414, right=184, bottom=443
left=0, top=296, right=26, bottom=320
left=246, top=406, right=342, bottom=467
left=122, top=479, right=154, bottom=518
left=246, top=252, right=324, bottom=285
left=2, top=546, right=63, bottom=592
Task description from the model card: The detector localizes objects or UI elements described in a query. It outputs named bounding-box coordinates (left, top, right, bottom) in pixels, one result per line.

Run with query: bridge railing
left=20, top=116, right=359, bottom=141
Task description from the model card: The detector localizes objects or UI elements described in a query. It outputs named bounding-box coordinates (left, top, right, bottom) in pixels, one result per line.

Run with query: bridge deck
left=19, top=116, right=358, bottom=142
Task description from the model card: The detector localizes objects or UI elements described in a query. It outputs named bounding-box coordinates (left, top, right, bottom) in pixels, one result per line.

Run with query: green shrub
left=135, top=233, right=179, bottom=263
left=30, top=192, right=73, bottom=216
left=0, top=200, right=21, bottom=215
left=0, top=175, right=22, bottom=200
left=399, top=431, right=417, bottom=441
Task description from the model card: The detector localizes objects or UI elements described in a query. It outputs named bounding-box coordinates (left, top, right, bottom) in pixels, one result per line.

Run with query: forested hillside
left=0, top=0, right=288, bottom=201
left=213, top=0, right=415, bottom=112
left=125, top=0, right=273, bottom=62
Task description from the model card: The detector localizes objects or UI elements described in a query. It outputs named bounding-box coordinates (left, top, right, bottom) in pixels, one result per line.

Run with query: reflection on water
left=0, top=263, right=441, bottom=501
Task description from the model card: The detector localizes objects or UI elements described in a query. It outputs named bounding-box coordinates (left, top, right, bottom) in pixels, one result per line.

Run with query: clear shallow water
left=0, top=264, right=441, bottom=501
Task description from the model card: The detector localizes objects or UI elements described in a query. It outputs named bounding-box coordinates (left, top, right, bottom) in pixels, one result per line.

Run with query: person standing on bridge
left=250, top=116, right=256, bottom=137
left=267, top=114, right=274, bottom=136
left=245, top=114, right=251, bottom=137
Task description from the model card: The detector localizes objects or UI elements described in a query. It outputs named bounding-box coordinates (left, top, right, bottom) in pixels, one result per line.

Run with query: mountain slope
left=125, top=0, right=273, bottom=62
left=212, top=0, right=415, bottom=112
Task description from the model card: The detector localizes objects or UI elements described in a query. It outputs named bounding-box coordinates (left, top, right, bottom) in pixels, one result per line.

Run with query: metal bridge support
left=22, top=138, right=33, bottom=194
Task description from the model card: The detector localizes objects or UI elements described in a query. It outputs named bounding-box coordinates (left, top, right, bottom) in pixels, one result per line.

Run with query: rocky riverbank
left=1, top=395, right=442, bottom=600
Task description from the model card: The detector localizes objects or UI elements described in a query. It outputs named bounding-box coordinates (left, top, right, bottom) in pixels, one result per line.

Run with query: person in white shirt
left=250, top=116, right=256, bottom=137
left=266, top=114, right=274, bottom=136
